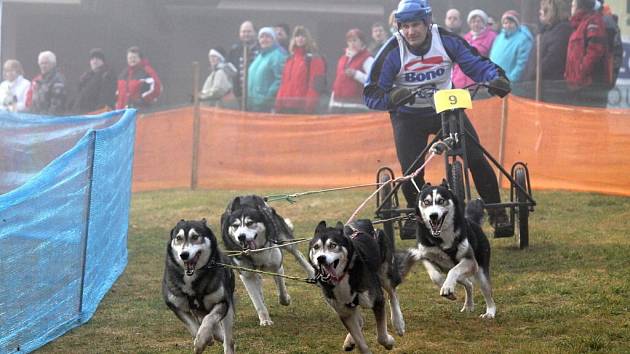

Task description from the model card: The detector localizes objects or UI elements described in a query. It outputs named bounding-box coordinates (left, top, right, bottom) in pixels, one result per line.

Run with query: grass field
left=37, top=188, right=630, bottom=353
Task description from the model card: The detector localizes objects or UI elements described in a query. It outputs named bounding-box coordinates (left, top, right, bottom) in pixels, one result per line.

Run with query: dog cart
left=374, top=83, right=535, bottom=249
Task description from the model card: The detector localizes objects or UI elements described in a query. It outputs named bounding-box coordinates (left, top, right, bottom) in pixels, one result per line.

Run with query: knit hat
left=208, top=48, right=225, bottom=62
left=258, top=27, right=277, bottom=40
left=501, top=10, right=521, bottom=26
left=467, top=9, right=488, bottom=25
left=89, top=48, right=105, bottom=62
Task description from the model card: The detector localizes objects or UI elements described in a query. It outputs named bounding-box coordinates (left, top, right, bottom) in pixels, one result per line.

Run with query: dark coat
left=26, top=68, right=67, bottom=115
left=71, top=65, right=117, bottom=114
left=523, top=20, right=573, bottom=82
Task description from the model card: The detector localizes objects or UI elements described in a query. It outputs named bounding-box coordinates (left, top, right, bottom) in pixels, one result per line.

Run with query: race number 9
left=434, top=89, right=472, bottom=113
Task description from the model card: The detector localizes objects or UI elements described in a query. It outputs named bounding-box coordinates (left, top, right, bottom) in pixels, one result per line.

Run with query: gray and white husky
left=309, top=219, right=419, bottom=354
left=162, top=219, right=235, bottom=354
left=220, top=195, right=314, bottom=326
left=415, top=181, right=497, bottom=319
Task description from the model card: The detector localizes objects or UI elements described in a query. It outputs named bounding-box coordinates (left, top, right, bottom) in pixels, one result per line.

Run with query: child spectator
left=26, top=51, right=67, bottom=115
left=71, top=48, right=117, bottom=114
left=275, top=26, right=327, bottom=114
left=199, top=48, right=236, bottom=106
left=247, top=27, right=287, bottom=112
left=115, top=46, right=162, bottom=109
left=0, top=59, right=30, bottom=112
left=452, top=9, right=497, bottom=88
left=329, top=29, right=373, bottom=113
left=489, top=10, right=534, bottom=82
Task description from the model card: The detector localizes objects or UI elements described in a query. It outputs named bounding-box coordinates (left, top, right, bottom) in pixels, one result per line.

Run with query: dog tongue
left=247, top=240, right=257, bottom=250
left=185, top=262, right=195, bottom=276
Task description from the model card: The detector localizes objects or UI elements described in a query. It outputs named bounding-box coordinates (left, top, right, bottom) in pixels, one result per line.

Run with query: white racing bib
left=394, top=26, right=453, bottom=109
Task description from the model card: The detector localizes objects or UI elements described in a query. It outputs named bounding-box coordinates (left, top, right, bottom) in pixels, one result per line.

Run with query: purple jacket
left=452, top=28, right=497, bottom=88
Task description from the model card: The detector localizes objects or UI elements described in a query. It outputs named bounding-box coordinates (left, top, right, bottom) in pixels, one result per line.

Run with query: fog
left=1, top=0, right=535, bottom=110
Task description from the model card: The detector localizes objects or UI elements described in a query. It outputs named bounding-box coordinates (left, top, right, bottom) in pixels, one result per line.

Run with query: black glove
left=389, top=87, right=416, bottom=108
left=487, top=76, right=511, bottom=98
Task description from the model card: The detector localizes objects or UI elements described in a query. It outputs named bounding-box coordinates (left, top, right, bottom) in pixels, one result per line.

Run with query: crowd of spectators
left=0, top=0, right=623, bottom=115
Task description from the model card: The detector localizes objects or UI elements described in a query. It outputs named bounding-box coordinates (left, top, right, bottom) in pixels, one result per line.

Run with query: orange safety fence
left=131, top=97, right=630, bottom=196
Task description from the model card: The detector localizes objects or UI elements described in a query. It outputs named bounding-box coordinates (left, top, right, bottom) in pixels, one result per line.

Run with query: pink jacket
left=452, top=28, right=497, bottom=88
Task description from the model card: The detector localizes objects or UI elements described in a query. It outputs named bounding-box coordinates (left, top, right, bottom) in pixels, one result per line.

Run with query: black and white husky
left=415, top=181, right=496, bottom=319
left=309, top=219, right=419, bottom=354
left=162, top=219, right=236, bottom=354
left=221, top=195, right=314, bottom=326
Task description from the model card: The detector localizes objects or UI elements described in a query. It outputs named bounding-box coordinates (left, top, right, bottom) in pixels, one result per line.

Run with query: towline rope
left=209, top=261, right=317, bottom=285
left=224, top=238, right=310, bottom=257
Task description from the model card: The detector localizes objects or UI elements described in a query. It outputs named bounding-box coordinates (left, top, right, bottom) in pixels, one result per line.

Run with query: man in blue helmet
left=363, top=0, right=511, bottom=238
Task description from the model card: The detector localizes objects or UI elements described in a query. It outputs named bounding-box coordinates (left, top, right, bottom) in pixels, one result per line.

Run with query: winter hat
left=501, top=10, right=521, bottom=26
left=89, top=48, right=105, bottom=62
left=258, top=27, right=277, bottom=40
left=208, top=48, right=225, bottom=62
left=467, top=9, right=488, bottom=25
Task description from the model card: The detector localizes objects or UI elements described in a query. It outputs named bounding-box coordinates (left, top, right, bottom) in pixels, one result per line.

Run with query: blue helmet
left=395, top=0, right=432, bottom=24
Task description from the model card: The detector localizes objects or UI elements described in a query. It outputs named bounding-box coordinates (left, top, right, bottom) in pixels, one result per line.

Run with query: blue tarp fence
left=0, top=109, right=137, bottom=354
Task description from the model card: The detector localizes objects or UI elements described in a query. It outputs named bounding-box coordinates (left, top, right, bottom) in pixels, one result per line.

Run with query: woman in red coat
left=115, top=46, right=162, bottom=109
left=274, top=26, right=327, bottom=114
left=329, top=29, right=374, bottom=113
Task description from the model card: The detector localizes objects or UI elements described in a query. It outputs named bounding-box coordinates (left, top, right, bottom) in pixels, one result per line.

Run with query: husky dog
left=221, top=195, right=314, bottom=326
left=162, top=219, right=236, bottom=354
left=415, top=181, right=496, bottom=319
left=309, top=219, right=419, bottom=354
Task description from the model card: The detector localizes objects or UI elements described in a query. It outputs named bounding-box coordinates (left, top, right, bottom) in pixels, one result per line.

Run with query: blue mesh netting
left=0, top=109, right=137, bottom=354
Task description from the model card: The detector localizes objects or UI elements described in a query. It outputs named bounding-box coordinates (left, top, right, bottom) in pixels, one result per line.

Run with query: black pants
left=390, top=110, right=501, bottom=208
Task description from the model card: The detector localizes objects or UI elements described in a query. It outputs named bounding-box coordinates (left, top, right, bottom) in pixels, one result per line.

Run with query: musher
left=363, top=0, right=512, bottom=238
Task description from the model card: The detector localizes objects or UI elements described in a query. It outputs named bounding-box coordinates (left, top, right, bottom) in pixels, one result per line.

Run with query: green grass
left=38, top=189, right=630, bottom=353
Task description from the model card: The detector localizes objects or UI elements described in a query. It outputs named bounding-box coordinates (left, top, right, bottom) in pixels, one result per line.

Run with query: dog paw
left=343, top=333, right=355, bottom=351
left=378, top=334, right=395, bottom=350
left=480, top=311, right=495, bottom=319
left=393, top=318, right=405, bottom=337
left=279, top=294, right=291, bottom=306
left=193, top=335, right=212, bottom=354
left=440, top=283, right=457, bottom=300
left=259, top=319, right=274, bottom=326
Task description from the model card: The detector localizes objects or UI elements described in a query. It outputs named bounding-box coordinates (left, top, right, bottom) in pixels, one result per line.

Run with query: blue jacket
left=489, top=26, right=533, bottom=82
left=364, top=27, right=504, bottom=117
left=247, top=45, right=287, bottom=112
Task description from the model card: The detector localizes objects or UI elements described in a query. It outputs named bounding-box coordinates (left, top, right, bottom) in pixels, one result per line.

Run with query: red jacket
left=564, top=10, right=608, bottom=89
left=331, top=48, right=371, bottom=102
left=274, top=47, right=326, bottom=113
left=116, top=59, right=162, bottom=109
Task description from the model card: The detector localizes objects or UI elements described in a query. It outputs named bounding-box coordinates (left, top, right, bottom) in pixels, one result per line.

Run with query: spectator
left=274, top=23, right=291, bottom=52
left=228, top=21, right=260, bottom=108
left=275, top=26, right=327, bottom=114
left=199, top=48, right=236, bottom=107
left=71, top=48, right=117, bottom=114
left=444, top=8, right=463, bottom=35
left=363, top=0, right=512, bottom=238
left=487, top=16, right=500, bottom=32
left=26, top=51, right=67, bottom=115
left=452, top=9, right=497, bottom=89
left=388, top=10, right=398, bottom=35
left=329, top=29, right=374, bottom=113
left=522, top=0, right=573, bottom=102
left=368, top=22, right=389, bottom=55
left=599, top=0, right=623, bottom=88
left=564, top=0, right=609, bottom=107
left=0, top=59, right=30, bottom=112
left=115, top=46, right=162, bottom=109
left=489, top=10, right=534, bottom=82
left=247, top=27, right=287, bottom=112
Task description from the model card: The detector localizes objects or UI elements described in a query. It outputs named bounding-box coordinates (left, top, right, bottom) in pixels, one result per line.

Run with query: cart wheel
left=376, top=168, right=396, bottom=240
left=449, top=161, right=466, bottom=204
left=514, top=167, right=529, bottom=249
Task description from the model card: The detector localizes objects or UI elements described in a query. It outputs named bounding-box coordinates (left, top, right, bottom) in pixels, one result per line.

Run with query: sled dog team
left=163, top=182, right=496, bottom=354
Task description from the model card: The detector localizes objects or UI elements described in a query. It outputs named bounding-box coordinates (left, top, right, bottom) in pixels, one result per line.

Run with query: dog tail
left=465, top=198, right=485, bottom=226
left=394, top=248, right=421, bottom=281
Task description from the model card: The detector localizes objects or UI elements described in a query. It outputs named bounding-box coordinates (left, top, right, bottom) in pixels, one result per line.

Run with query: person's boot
left=488, top=208, right=513, bottom=238
left=400, top=218, right=417, bottom=240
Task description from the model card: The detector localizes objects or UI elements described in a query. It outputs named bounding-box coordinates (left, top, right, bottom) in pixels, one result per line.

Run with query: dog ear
left=201, top=218, right=207, bottom=225
left=421, top=182, right=431, bottom=190
left=335, top=221, right=344, bottom=231
left=231, top=196, right=241, bottom=211
left=440, top=179, right=449, bottom=188
left=315, top=220, right=327, bottom=235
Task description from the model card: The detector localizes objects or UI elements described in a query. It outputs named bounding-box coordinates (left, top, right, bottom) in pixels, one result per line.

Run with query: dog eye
left=245, top=221, right=254, bottom=227
left=328, top=243, right=337, bottom=250
left=423, top=199, right=431, bottom=206
left=436, top=199, right=445, bottom=205
left=175, top=235, right=183, bottom=242
left=191, top=235, right=199, bottom=241
left=312, top=244, right=320, bottom=250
